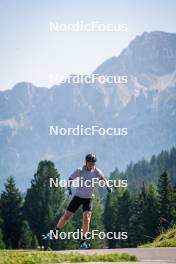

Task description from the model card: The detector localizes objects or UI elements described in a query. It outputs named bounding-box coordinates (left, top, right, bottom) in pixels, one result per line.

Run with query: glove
left=107, top=186, right=113, bottom=193
left=67, top=187, right=72, bottom=196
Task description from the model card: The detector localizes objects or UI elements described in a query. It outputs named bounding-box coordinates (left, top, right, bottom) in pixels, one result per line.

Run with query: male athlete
left=42, top=153, right=112, bottom=249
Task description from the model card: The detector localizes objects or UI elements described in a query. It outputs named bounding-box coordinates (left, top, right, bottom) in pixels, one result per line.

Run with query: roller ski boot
left=41, top=230, right=57, bottom=240
left=79, top=240, right=91, bottom=249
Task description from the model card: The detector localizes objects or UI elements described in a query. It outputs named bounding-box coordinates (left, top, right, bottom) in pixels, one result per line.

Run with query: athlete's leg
left=82, top=210, right=92, bottom=238
left=56, top=210, right=73, bottom=229
left=56, top=211, right=74, bottom=229
left=42, top=200, right=77, bottom=240
left=56, top=196, right=81, bottom=229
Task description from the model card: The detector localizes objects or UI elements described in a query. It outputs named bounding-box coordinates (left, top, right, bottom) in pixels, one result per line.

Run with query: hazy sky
left=0, top=0, right=175, bottom=90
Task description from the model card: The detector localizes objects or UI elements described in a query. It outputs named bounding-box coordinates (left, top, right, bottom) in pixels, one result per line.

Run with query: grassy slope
left=139, top=226, right=176, bottom=248
left=0, top=250, right=137, bottom=264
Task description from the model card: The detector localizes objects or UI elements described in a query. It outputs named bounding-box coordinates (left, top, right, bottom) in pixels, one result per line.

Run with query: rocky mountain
left=0, top=31, right=176, bottom=190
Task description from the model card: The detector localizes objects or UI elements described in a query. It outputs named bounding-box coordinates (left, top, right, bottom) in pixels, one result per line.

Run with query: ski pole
left=55, top=192, right=72, bottom=216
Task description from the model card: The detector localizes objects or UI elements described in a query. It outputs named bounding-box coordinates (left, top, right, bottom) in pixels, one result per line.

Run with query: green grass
left=0, top=250, right=137, bottom=264
left=138, top=226, right=176, bottom=248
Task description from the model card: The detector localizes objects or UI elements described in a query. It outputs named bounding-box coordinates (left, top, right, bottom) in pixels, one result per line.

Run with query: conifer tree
left=1, top=176, right=23, bottom=248
left=158, top=171, right=174, bottom=230
left=24, top=161, right=65, bottom=248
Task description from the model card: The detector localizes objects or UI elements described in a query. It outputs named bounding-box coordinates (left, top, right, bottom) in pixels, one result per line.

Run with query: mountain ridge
left=0, top=31, right=176, bottom=190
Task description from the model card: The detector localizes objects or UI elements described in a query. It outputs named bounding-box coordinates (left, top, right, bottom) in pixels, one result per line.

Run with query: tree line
left=104, top=171, right=176, bottom=248
left=0, top=147, right=176, bottom=249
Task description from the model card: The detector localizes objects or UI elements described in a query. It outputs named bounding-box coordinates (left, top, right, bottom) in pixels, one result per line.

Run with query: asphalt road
left=58, top=247, right=176, bottom=263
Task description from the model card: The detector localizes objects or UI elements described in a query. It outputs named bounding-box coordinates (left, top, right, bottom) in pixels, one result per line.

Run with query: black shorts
left=67, top=195, right=92, bottom=213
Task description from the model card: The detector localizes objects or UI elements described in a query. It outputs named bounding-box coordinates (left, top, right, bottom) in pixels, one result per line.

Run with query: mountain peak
left=121, top=31, right=176, bottom=75
left=95, top=31, right=176, bottom=76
